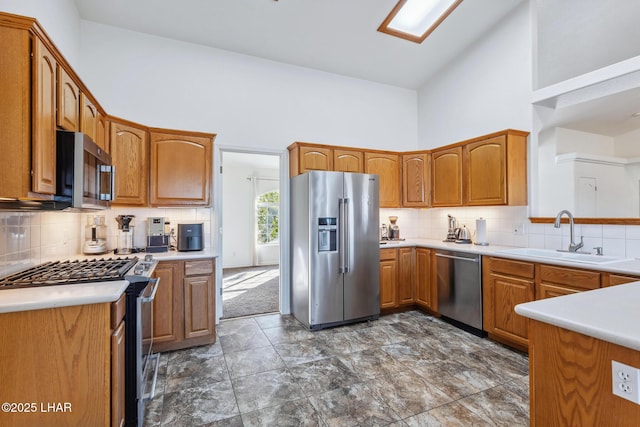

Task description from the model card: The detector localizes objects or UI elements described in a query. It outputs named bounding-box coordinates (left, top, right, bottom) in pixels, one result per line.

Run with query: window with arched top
left=256, top=190, right=279, bottom=244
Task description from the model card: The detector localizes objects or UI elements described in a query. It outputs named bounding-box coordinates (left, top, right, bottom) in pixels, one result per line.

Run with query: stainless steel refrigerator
left=290, top=171, right=380, bottom=330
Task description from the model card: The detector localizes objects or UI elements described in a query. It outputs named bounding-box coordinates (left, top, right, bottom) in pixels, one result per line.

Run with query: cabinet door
left=184, top=275, right=215, bottom=339
left=464, top=136, right=506, bottom=205
left=111, top=321, right=125, bottom=427
left=96, top=112, right=108, bottom=153
left=365, top=152, right=401, bottom=208
left=80, top=92, right=98, bottom=143
left=602, top=273, right=640, bottom=287
left=403, top=153, right=430, bottom=207
left=536, top=282, right=582, bottom=299
left=299, top=146, right=333, bottom=173
left=431, top=146, right=462, bottom=207
left=398, top=247, right=415, bottom=305
left=111, top=121, right=148, bottom=205
left=486, top=273, right=534, bottom=347
left=415, top=248, right=435, bottom=310
left=57, top=65, right=80, bottom=131
left=151, top=261, right=182, bottom=347
left=334, top=149, right=363, bottom=173
left=380, top=259, right=398, bottom=309
left=32, top=36, right=57, bottom=195
left=150, top=131, right=213, bottom=206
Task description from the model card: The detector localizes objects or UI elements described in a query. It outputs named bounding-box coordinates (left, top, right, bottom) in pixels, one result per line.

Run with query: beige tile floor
left=144, top=310, right=529, bottom=426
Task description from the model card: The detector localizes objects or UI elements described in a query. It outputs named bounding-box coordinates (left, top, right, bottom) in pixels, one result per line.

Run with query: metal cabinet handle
left=140, top=277, right=160, bottom=303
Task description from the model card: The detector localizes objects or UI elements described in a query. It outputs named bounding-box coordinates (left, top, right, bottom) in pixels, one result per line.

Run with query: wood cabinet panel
left=96, top=112, right=108, bottom=152
left=149, top=131, right=213, bottom=206
left=415, top=248, right=436, bottom=311
left=111, top=320, right=125, bottom=427
left=402, top=153, right=430, bottom=207
left=431, top=146, right=462, bottom=207
left=110, top=121, right=148, bottom=206
left=490, top=257, right=535, bottom=279
left=602, top=273, right=640, bottom=287
left=333, top=149, right=363, bottom=173
left=529, top=320, right=640, bottom=426
left=56, top=65, right=80, bottom=131
left=538, top=265, right=600, bottom=290
left=184, top=275, right=215, bottom=339
left=398, top=247, right=415, bottom=305
left=365, top=152, right=401, bottom=208
left=299, top=145, right=333, bottom=173
left=32, top=35, right=57, bottom=195
left=490, top=274, right=533, bottom=346
left=151, top=261, right=181, bottom=345
left=536, top=282, right=582, bottom=299
left=80, top=92, right=98, bottom=143
left=380, top=256, right=398, bottom=309
left=0, top=303, right=111, bottom=426
left=464, top=136, right=506, bottom=205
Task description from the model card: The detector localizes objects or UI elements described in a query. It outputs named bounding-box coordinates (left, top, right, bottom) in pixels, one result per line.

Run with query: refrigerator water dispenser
left=318, top=217, right=337, bottom=252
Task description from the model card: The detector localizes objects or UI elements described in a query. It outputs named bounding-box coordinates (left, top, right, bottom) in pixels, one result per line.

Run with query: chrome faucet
left=554, top=210, right=584, bottom=252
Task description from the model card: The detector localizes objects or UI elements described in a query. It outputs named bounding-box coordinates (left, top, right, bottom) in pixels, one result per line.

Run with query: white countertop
left=515, top=282, right=640, bottom=351
left=384, top=238, right=640, bottom=275
left=0, top=249, right=218, bottom=314
left=0, top=280, right=130, bottom=314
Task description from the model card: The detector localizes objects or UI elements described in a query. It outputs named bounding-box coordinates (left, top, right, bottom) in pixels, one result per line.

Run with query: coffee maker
left=146, top=217, right=170, bottom=253
left=114, top=215, right=135, bottom=254
left=444, top=214, right=458, bottom=242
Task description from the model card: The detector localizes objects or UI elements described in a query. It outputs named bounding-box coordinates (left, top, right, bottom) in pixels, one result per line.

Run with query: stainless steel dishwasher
left=435, top=249, right=484, bottom=335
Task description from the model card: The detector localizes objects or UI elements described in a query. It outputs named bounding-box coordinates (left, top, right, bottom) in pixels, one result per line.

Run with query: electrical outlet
left=612, top=360, right=640, bottom=404
left=513, top=223, right=526, bottom=235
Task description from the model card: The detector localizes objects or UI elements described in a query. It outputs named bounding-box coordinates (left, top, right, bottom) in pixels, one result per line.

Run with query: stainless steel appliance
left=290, top=171, right=380, bottom=330
left=55, top=130, right=115, bottom=210
left=444, top=214, right=457, bottom=242
left=177, top=223, right=204, bottom=251
left=0, top=256, right=160, bottom=427
left=455, top=225, right=472, bottom=244
left=435, top=250, right=484, bottom=336
left=146, top=216, right=169, bottom=253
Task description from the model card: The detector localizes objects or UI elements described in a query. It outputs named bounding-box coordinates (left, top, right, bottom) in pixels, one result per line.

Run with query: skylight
left=378, top=0, right=463, bottom=43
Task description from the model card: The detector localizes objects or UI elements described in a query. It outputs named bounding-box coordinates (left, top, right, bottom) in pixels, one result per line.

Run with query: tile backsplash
left=0, top=207, right=212, bottom=277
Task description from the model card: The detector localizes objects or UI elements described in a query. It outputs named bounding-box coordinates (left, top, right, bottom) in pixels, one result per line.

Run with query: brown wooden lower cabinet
left=0, top=299, right=121, bottom=426
left=397, top=247, right=415, bottom=306
left=151, top=258, right=216, bottom=352
left=380, top=248, right=398, bottom=309
left=529, top=320, right=640, bottom=426
left=602, top=273, right=640, bottom=287
left=414, top=248, right=436, bottom=311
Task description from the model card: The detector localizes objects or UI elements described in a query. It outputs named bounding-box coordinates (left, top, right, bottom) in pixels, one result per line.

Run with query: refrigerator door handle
left=343, top=198, right=350, bottom=273
left=338, top=198, right=346, bottom=274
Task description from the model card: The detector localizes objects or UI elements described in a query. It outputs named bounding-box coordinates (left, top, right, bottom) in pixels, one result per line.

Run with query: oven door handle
left=142, top=353, right=160, bottom=403
left=140, top=277, right=160, bottom=303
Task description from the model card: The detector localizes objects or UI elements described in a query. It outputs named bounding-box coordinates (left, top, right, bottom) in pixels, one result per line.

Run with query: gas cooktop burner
left=0, top=257, right=139, bottom=289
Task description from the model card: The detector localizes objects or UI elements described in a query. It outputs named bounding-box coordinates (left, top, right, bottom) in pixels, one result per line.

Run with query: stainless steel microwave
left=55, top=131, right=115, bottom=210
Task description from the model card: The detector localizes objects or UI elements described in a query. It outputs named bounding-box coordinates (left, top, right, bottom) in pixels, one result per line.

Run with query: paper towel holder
left=474, top=217, right=490, bottom=246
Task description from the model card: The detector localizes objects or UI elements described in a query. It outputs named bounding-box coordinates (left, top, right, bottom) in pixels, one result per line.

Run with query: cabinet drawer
left=185, top=259, right=214, bottom=276
left=539, top=265, right=600, bottom=290
left=111, top=293, right=126, bottom=329
left=491, top=257, right=535, bottom=279
left=380, top=248, right=397, bottom=261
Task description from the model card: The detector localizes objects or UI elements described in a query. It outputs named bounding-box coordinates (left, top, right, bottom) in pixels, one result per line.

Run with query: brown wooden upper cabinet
left=110, top=119, right=149, bottom=206
left=288, top=143, right=333, bottom=176
left=402, top=153, right=430, bottom=207
left=149, top=130, right=214, bottom=206
left=79, top=92, right=108, bottom=152
left=334, top=149, right=363, bottom=173
left=463, top=130, right=528, bottom=206
left=365, top=152, right=401, bottom=208
left=95, top=111, right=108, bottom=153
left=431, top=146, right=463, bottom=207
left=56, top=64, right=80, bottom=131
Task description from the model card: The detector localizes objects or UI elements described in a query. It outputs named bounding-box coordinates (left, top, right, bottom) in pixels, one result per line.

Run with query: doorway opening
left=220, top=151, right=281, bottom=319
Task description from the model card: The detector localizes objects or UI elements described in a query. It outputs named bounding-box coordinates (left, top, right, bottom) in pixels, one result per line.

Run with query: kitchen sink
left=496, top=247, right=630, bottom=265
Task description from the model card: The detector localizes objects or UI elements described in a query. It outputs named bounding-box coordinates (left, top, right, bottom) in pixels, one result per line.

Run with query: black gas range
left=0, top=256, right=160, bottom=427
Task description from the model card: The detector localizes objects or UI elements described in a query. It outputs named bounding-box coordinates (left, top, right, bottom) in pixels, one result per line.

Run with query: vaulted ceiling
left=73, top=0, right=523, bottom=89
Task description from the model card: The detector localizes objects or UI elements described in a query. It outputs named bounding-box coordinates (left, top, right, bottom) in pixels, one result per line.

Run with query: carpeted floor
left=221, top=265, right=279, bottom=319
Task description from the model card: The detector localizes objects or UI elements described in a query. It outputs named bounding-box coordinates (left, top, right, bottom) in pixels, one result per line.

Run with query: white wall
left=0, top=0, right=81, bottom=69
left=416, top=1, right=532, bottom=148
left=222, top=167, right=257, bottom=268
left=78, top=21, right=418, bottom=152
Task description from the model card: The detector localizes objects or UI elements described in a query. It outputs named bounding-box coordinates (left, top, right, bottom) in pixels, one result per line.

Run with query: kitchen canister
left=475, top=217, right=489, bottom=246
